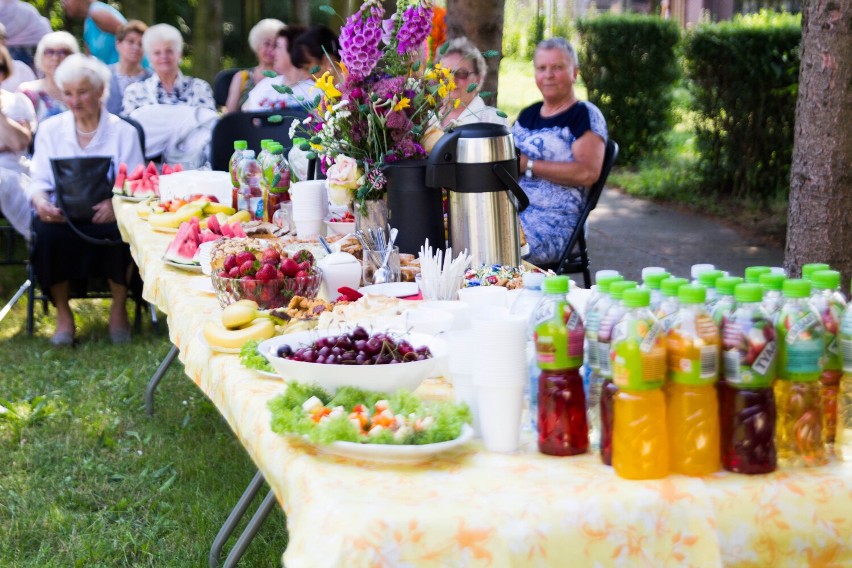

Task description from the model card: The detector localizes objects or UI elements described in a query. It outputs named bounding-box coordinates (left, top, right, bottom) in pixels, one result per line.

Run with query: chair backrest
left=213, top=68, right=244, bottom=109
left=209, top=109, right=308, bottom=172
left=118, top=115, right=147, bottom=160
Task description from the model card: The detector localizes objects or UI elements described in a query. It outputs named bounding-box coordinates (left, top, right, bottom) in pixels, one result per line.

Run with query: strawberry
left=218, top=270, right=229, bottom=278
left=298, top=260, right=312, bottom=274
left=236, top=251, right=256, bottom=266
left=261, top=247, right=281, bottom=265
left=292, top=249, right=314, bottom=264
left=280, top=257, right=299, bottom=278
left=239, top=260, right=256, bottom=277
left=228, top=266, right=241, bottom=278
left=223, top=254, right=238, bottom=272
left=295, top=270, right=309, bottom=278
left=259, top=286, right=276, bottom=305
left=256, top=264, right=276, bottom=282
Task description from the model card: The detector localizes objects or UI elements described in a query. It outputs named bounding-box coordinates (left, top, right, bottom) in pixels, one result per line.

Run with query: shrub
left=577, top=14, right=680, bottom=164
left=682, top=10, right=800, bottom=202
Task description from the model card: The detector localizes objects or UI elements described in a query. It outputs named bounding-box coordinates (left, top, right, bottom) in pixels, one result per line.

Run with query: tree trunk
left=192, top=0, right=224, bottom=84
left=292, top=0, right=311, bottom=25
left=784, top=0, right=852, bottom=289
left=124, top=0, right=155, bottom=25
left=445, top=0, right=506, bottom=106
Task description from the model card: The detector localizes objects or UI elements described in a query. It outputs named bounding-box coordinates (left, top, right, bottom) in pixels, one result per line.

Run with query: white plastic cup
left=446, top=329, right=475, bottom=375
left=471, top=312, right=528, bottom=386
left=477, top=382, right=524, bottom=452
left=451, top=372, right=481, bottom=436
left=418, top=300, right=471, bottom=331
left=290, top=180, right=328, bottom=219
left=403, top=308, right=454, bottom=336
left=294, top=218, right=324, bottom=237
left=457, top=286, right=508, bottom=308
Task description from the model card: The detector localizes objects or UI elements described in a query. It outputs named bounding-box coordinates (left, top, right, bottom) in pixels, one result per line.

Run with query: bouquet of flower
left=289, top=0, right=457, bottom=209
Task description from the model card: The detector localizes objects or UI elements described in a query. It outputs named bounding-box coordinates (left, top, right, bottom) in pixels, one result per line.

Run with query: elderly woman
left=0, top=44, right=37, bottom=240
left=17, top=31, right=80, bottom=121
left=28, top=54, right=144, bottom=346
left=225, top=18, right=285, bottom=113
left=242, top=25, right=312, bottom=112
left=291, top=25, right=340, bottom=76
left=104, top=20, right=150, bottom=114
left=513, top=38, right=607, bottom=267
left=438, top=37, right=507, bottom=129
left=122, top=23, right=214, bottom=113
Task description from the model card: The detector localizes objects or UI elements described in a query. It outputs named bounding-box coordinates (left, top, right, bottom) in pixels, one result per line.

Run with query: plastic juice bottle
left=265, top=144, right=291, bottom=223
left=643, top=271, right=670, bottom=312
left=229, top=140, right=248, bottom=210
left=775, top=279, right=827, bottom=467
left=666, top=284, right=721, bottom=476
left=712, top=276, right=744, bottom=326
left=719, top=283, right=777, bottom=473
left=838, top=281, right=852, bottom=462
left=760, top=273, right=786, bottom=319
left=597, top=280, right=637, bottom=465
left=237, top=150, right=262, bottom=221
left=744, top=266, right=771, bottom=284
left=512, top=272, right=545, bottom=432
left=611, top=288, right=669, bottom=479
left=810, top=270, right=845, bottom=455
left=691, top=264, right=715, bottom=285
left=801, top=263, right=830, bottom=282
left=535, top=276, right=588, bottom=456
left=657, top=277, right=689, bottom=332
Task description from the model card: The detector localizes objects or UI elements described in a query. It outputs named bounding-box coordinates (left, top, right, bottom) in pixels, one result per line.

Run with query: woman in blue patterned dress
left=512, top=38, right=607, bottom=266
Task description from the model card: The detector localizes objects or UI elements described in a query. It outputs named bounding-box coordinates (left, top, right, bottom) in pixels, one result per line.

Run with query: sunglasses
left=44, top=48, right=71, bottom=58
left=453, top=69, right=476, bottom=81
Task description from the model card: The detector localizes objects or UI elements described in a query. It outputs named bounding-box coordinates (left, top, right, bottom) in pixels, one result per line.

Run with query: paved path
left=584, top=189, right=784, bottom=284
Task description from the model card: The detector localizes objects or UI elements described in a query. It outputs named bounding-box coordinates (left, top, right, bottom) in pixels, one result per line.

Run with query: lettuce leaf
left=240, top=340, right=274, bottom=373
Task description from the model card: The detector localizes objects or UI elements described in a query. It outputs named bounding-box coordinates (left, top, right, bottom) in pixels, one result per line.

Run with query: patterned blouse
left=18, top=84, right=67, bottom=123
left=512, top=101, right=607, bottom=266
left=121, top=71, right=215, bottom=114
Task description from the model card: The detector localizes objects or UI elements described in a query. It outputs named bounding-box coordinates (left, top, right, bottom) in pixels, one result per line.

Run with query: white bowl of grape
left=258, top=327, right=448, bottom=392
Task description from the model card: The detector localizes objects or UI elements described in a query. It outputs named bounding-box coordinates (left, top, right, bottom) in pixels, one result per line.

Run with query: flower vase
left=354, top=197, right=388, bottom=233
left=384, top=160, right=445, bottom=255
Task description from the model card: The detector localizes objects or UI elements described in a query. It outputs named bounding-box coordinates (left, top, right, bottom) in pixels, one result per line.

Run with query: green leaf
left=272, top=84, right=294, bottom=94
left=306, top=151, right=317, bottom=160
left=261, top=70, right=277, bottom=78
left=299, top=142, right=311, bottom=151
left=438, top=43, right=449, bottom=55
left=310, top=136, right=322, bottom=144
left=466, top=83, right=478, bottom=93
left=318, top=5, right=338, bottom=17
left=482, top=50, right=500, bottom=58
left=479, top=91, right=493, bottom=98
left=309, top=65, right=321, bottom=75
left=412, top=61, right=421, bottom=72
left=496, top=110, right=508, bottom=118
left=359, top=104, right=370, bottom=113
left=267, top=115, right=284, bottom=123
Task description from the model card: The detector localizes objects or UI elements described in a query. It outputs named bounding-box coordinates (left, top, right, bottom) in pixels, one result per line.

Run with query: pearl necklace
left=76, top=125, right=98, bottom=136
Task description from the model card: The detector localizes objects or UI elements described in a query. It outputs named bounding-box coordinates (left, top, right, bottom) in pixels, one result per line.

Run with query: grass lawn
left=0, top=251, right=287, bottom=566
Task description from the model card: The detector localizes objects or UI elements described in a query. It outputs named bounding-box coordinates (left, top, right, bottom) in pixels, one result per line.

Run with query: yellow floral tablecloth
left=115, top=197, right=852, bottom=568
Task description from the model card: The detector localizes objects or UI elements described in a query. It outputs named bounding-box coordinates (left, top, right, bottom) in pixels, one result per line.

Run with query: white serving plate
left=117, top=194, right=152, bottom=202
left=301, top=424, right=474, bottom=464
left=163, top=257, right=203, bottom=272
left=359, top=282, right=419, bottom=298
left=258, top=330, right=447, bottom=392
left=324, top=218, right=355, bottom=236
left=151, top=225, right=179, bottom=234
left=187, top=277, right=215, bottom=294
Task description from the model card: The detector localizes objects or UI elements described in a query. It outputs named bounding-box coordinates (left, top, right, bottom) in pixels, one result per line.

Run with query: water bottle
left=711, top=276, right=743, bottom=326
left=801, top=263, right=830, bottom=282
left=744, top=266, right=771, bottom=284
left=511, top=272, right=546, bottom=432
left=759, top=272, right=786, bottom=319
left=642, top=271, right=670, bottom=313
left=237, top=150, right=262, bottom=221
left=690, top=263, right=715, bottom=285
left=229, top=140, right=248, bottom=210
left=697, top=269, right=724, bottom=308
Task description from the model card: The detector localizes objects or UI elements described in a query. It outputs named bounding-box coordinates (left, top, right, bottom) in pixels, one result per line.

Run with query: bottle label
left=699, top=345, right=719, bottom=379
left=779, top=308, right=823, bottom=381
left=841, top=338, right=852, bottom=373
left=667, top=313, right=720, bottom=386
left=254, top=197, right=265, bottom=221
left=612, top=318, right=665, bottom=390
left=641, top=321, right=663, bottom=353
left=598, top=341, right=612, bottom=377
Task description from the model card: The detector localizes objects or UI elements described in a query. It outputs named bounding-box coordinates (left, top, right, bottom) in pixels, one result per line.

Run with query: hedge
left=682, top=11, right=801, bottom=202
left=577, top=14, right=681, bottom=164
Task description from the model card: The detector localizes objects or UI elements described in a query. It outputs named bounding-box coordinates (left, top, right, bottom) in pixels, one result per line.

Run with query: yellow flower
left=437, top=84, right=448, bottom=98
left=453, top=99, right=461, bottom=108
left=425, top=94, right=436, bottom=106
left=313, top=71, right=342, bottom=100
left=393, top=97, right=411, bottom=112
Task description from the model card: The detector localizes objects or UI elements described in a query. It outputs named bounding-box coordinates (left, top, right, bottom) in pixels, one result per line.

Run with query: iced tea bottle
left=809, top=270, right=845, bottom=455
left=536, top=276, right=588, bottom=456
left=801, top=263, right=830, bottom=282
left=775, top=279, right=827, bottom=467
left=666, top=284, right=721, bottom=475
left=643, top=271, right=670, bottom=313
left=229, top=140, right=248, bottom=210
left=759, top=273, right=786, bottom=319
left=719, top=283, right=777, bottom=473
left=744, top=266, right=771, bottom=285
left=597, top=280, right=637, bottom=465
left=612, top=288, right=669, bottom=479
left=712, top=276, right=743, bottom=326
left=265, top=144, right=291, bottom=223
left=657, top=277, right=689, bottom=332
left=698, top=269, right=725, bottom=309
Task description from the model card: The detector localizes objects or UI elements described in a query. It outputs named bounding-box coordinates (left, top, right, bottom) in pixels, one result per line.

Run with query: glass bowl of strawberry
left=324, top=211, right=356, bottom=236
left=211, top=247, right=322, bottom=309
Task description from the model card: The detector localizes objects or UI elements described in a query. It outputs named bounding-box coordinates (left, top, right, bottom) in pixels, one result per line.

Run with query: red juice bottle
left=535, top=276, right=587, bottom=456
left=719, top=283, right=777, bottom=473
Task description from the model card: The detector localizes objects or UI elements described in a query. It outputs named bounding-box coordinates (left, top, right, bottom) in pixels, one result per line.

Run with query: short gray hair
left=440, top=36, right=488, bottom=85
left=535, top=37, right=578, bottom=67
left=34, top=31, right=80, bottom=73
left=142, top=23, right=183, bottom=58
left=54, top=54, right=111, bottom=103
left=248, top=19, right=286, bottom=53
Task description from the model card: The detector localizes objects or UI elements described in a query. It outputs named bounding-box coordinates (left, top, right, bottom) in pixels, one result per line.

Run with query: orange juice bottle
left=612, top=288, right=669, bottom=479
left=666, top=284, right=721, bottom=475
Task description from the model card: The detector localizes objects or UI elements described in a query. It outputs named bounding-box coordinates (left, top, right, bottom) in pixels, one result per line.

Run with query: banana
left=149, top=205, right=204, bottom=228
left=227, top=210, right=252, bottom=225
left=221, top=300, right=259, bottom=330
left=204, top=202, right=236, bottom=216
left=203, top=318, right=275, bottom=349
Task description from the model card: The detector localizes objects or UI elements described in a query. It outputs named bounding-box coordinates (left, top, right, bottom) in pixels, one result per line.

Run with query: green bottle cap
left=597, top=274, right=624, bottom=294
left=678, top=284, right=706, bottom=304
left=801, top=263, right=830, bottom=280
left=643, top=271, right=670, bottom=290
left=660, top=277, right=688, bottom=298
left=734, top=283, right=763, bottom=303
left=622, top=288, right=650, bottom=308
left=744, top=266, right=771, bottom=283
left=811, top=269, right=840, bottom=290
left=609, top=280, right=638, bottom=300
left=759, top=273, right=785, bottom=291
left=234, top=140, right=248, bottom=150
left=697, top=270, right=724, bottom=288
left=782, top=278, right=811, bottom=298
left=716, top=276, right=744, bottom=296
left=542, top=275, right=570, bottom=294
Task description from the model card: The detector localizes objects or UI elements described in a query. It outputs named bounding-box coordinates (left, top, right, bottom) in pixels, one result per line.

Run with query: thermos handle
left=492, top=163, right=530, bottom=212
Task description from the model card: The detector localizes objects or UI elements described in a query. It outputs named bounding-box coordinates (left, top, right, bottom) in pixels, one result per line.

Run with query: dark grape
left=282, top=331, right=433, bottom=366
left=276, top=344, right=293, bottom=358
left=351, top=327, right=369, bottom=341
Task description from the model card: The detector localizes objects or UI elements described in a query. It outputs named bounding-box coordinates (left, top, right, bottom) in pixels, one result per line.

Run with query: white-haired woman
left=225, top=18, right=285, bottom=113
left=28, top=54, right=144, bottom=346
left=438, top=37, right=507, bottom=129
left=17, top=30, right=80, bottom=121
left=121, top=23, right=214, bottom=114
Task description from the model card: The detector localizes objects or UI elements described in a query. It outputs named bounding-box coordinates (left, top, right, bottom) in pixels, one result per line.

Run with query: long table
left=114, top=197, right=852, bottom=567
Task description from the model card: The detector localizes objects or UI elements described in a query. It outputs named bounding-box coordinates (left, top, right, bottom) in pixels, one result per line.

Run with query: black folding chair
left=212, top=68, right=245, bottom=109
left=209, top=109, right=308, bottom=172
left=538, top=139, right=619, bottom=288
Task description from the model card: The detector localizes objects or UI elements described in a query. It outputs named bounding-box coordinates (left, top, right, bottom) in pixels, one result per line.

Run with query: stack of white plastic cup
left=470, top=308, right=527, bottom=452
left=457, top=285, right=508, bottom=309
left=446, top=329, right=480, bottom=436
left=418, top=300, right=471, bottom=330
left=290, top=180, right=328, bottom=237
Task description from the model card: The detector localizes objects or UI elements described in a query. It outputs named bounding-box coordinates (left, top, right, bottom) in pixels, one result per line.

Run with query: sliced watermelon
left=230, top=222, right=246, bottom=238
left=164, top=221, right=201, bottom=264
left=174, top=164, right=183, bottom=172
left=220, top=222, right=234, bottom=238
left=146, top=161, right=159, bottom=178
left=161, top=164, right=174, bottom=175
left=207, top=214, right=221, bottom=235
left=127, top=164, right=144, bottom=181
left=199, top=229, right=219, bottom=243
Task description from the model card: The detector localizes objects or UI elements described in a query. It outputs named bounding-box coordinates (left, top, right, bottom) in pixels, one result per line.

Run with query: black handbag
left=50, top=156, right=122, bottom=246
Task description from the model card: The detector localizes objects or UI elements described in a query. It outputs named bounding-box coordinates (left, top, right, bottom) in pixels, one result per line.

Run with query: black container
left=385, top=160, right=445, bottom=255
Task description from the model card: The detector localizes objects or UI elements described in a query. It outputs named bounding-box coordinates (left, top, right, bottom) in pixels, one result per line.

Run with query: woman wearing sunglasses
left=437, top=37, right=506, bottom=129
left=17, top=31, right=80, bottom=122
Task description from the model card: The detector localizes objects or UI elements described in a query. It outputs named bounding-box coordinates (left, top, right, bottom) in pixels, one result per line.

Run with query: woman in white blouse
left=29, top=54, right=144, bottom=346
left=438, top=37, right=507, bottom=129
left=242, top=25, right=313, bottom=112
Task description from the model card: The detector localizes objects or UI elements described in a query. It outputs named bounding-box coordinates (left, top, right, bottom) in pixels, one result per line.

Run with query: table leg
left=209, top=470, right=278, bottom=568
left=145, top=344, right=179, bottom=416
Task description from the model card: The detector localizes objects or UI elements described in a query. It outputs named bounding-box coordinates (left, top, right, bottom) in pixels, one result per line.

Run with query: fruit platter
left=267, top=381, right=473, bottom=463
left=202, top=300, right=276, bottom=353
left=259, top=328, right=448, bottom=392
left=142, top=195, right=245, bottom=233
left=112, top=161, right=183, bottom=200
left=162, top=213, right=252, bottom=270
